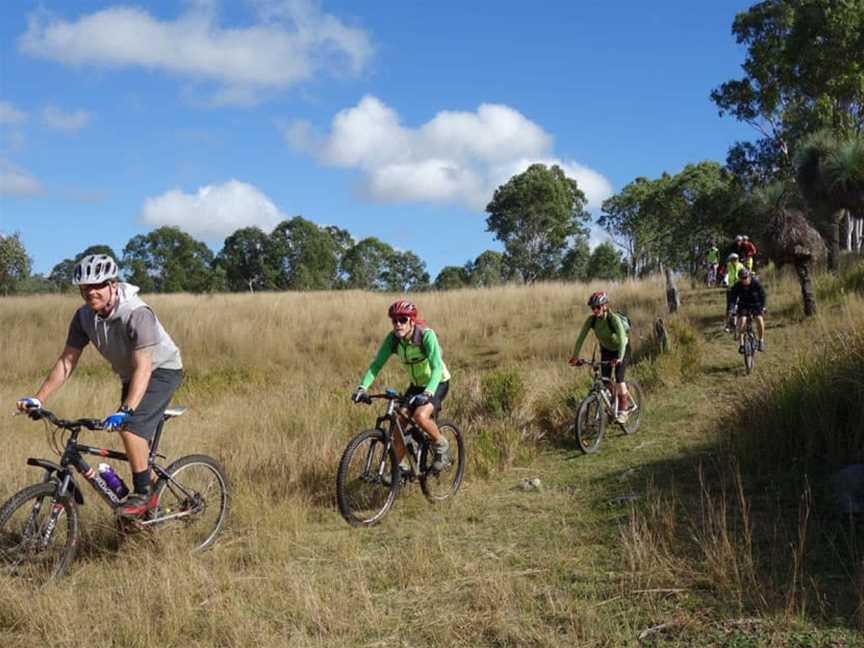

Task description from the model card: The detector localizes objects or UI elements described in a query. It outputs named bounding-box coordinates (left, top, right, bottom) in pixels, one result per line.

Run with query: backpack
left=591, top=311, right=631, bottom=335
left=390, top=324, right=431, bottom=359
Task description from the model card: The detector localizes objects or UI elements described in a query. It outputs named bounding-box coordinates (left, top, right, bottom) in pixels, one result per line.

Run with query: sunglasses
left=391, top=316, right=410, bottom=325
left=590, top=305, right=603, bottom=312
left=80, top=281, right=111, bottom=291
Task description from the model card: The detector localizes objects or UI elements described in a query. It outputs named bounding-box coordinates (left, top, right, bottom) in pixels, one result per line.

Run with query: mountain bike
left=336, top=389, right=465, bottom=527
left=572, top=360, right=644, bottom=454
left=0, top=407, right=229, bottom=582
left=706, top=263, right=718, bottom=288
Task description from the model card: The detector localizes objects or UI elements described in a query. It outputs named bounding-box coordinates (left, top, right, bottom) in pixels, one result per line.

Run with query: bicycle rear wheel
left=575, top=394, right=606, bottom=454
left=151, top=454, right=230, bottom=553
left=336, top=429, right=400, bottom=526
left=620, top=380, right=645, bottom=435
left=0, top=481, right=79, bottom=582
left=420, top=420, right=465, bottom=503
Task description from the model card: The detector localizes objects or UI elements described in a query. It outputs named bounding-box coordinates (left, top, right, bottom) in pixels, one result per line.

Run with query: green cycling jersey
left=727, top=260, right=745, bottom=287
left=707, top=247, right=719, bottom=264
left=359, top=327, right=451, bottom=392
left=571, top=311, right=628, bottom=358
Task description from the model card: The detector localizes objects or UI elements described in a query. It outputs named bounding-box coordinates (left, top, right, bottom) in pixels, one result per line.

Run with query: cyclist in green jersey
left=724, top=253, right=746, bottom=332
left=352, top=300, right=452, bottom=473
left=706, top=241, right=720, bottom=286
left=569, top=291, right=633, bottom=424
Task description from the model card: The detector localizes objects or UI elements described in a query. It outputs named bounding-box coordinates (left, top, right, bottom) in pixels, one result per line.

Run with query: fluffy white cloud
left=0, top=101, right=28, bottom=125
left=283, top=96, right=613, bottom=211
left=0, top=158, right=42, bottom=196
left=41, top=106, right=91, bottom=133
left=19, top=1, right=373, bottom=105
left=140, top=180, right=287, bottom=239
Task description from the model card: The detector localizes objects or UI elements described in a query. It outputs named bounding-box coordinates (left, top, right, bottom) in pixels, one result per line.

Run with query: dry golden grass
left=1, top=271, right=862, bottom=646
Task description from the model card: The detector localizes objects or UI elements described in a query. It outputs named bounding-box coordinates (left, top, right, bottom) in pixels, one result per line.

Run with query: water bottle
left=98, top=463, right=129, bottom=499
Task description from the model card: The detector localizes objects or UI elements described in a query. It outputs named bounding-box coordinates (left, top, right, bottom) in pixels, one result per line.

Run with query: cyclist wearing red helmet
left=569, top=291, right=633, bottom=424
left=352, top=300, right=452, bottom=473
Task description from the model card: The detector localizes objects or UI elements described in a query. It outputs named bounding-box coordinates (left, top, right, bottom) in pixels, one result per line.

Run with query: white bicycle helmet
left=73, top=254, right=119, bottom=285
left=728, top=252, right=739, bottom=261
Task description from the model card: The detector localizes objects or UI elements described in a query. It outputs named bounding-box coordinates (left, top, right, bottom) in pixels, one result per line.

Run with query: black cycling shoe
left=116, top=492, right=153, bottom=519
left=431, top=447, right=451, bottom=473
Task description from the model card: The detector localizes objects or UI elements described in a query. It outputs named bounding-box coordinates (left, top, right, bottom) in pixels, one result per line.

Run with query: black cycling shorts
left=405, top=381, right=449, bottom=414
left=600, top=344, right=630, bottom=384
left=120, top=368, right=183, bottom=441
left=737, top=306, right=764, bottom=317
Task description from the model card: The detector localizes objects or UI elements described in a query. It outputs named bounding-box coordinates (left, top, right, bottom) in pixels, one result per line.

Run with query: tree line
left=1, top=162, right=630, bottom=295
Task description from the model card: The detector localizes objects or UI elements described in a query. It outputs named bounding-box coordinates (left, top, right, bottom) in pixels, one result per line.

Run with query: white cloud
left=41, top=105, right=91, bottom=133
left=0, top=158, right=43, bottom=196
left=19, top=1, right=373, bottom=105
left=0, top=101, right=28, bottom=125
left=140, top=179, right=287, bottom=239
left=283, top=95, right=613, bottom=211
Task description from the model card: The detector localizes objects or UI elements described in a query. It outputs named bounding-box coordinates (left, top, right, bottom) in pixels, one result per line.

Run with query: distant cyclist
left=569, top=291, right=633, bottom=424
left=735, top=235, right=758, bottom=270
left=729, top=267, right=767, bottom=352
left=724, top=253, right=746, bottom=332
left=706, top=241, right=720, bottom=286
left=352, top=300, right=452, bottom=474
left=15, top=255, right=183, bottom=519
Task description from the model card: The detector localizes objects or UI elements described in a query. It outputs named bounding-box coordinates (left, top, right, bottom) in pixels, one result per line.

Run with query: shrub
left=480, top=368, right=526, bottom=417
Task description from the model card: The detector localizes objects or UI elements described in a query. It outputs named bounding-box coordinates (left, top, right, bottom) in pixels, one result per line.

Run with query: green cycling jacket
left=571, top=311, right=628, bottom=357
left=360, top=326, right=450, bottom=392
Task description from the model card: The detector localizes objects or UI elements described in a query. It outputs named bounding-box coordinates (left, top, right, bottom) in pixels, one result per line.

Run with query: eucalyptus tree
left=486, top=163, right=590, bottom=282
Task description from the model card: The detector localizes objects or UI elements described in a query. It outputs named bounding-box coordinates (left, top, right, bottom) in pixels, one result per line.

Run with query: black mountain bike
left=336, top=389, right=465, bottom=527
left=573, top=360, right=644, bottom=454
left=0, top=407, right=229, bottom=582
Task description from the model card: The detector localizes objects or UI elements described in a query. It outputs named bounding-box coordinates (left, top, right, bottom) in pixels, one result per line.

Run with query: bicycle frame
left=23, top=410, right=197, bottom=529
left=366, top=391, right=429, bottom=480
left=583, top=362, right=620, bottom=419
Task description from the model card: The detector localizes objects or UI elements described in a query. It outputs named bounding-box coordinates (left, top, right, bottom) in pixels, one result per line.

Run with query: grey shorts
left=120, top=369, right=183, bottom=440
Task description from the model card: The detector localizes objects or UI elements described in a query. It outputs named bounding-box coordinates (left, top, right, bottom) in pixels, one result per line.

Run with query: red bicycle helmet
left=587, top=291, right=608, bottom=308
left=388, top=299, right=418, bottom=319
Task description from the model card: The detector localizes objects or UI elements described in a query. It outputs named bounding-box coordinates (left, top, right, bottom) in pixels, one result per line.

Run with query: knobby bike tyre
left=0, top=481, right=79, bottom=582
left=575, top=394, right=606, bottom=454
left=620, top=380, right=645, bottom=435
left=744, top=332, right=756, bottom=374
left=419, top=420, right=465, bottom=503
left=336, top=429, right=400, bottom=527
left=151, top=454, right=230, bottom=553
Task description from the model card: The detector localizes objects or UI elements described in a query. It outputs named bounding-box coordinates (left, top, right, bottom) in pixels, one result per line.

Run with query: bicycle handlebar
left=18, top=407, right=104, bottom=431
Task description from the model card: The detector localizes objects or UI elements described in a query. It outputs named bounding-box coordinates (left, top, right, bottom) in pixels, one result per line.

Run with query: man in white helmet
left=16, top=254, right=183, bottom=518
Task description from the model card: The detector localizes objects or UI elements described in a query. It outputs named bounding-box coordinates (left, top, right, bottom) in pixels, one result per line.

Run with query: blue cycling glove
left=408, top=391, right=432, bottom=409
left=103, top=407, right=132, bottom=430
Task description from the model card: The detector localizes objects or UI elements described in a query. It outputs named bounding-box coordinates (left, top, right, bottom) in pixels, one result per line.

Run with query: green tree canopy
left=216, top=226, right=271, bottom=292
left=712, top=0, right=864, bottom=185
left=465, top=250, right=506, bottom=287
left=266, top=217, right=341, bottom=290
left=585, top=242, right=626, bottom=281
left=0, top=233, right=32, bottom=295
left=434, top=265, right=470, bottom=291
left=486, top=163, right=590, bottom=282
left=341, top=237, right=396, bottom=290
left=123, top=226, right=215, bottom=293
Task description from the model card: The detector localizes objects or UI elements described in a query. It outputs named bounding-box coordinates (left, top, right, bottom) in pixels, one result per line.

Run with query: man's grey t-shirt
left=67, top=307, right=159, bottom=351
left=64, top=283, right=182, bottom=382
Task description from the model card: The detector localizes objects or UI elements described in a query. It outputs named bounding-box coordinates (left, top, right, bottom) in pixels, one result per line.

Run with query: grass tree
left=795, top=131, right=864, bottom=270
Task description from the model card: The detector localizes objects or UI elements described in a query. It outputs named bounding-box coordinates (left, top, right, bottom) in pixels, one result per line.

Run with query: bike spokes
left=420, top=421, right=465, bottom=502
left=336, top=429, right=399, bottom=526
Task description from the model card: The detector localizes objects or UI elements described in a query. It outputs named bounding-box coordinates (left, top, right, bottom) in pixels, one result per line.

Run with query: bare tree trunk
left=664, top=266, right=680, bottom=313
left=856, top=216, right=864, bottom=254
left=845, top=210, right=853, bottom=252
left=795, top=260, right=817, bottom=317
left=827, top=209, right=843, bottom=271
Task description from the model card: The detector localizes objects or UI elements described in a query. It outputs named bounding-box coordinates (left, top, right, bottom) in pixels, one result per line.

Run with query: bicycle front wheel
left=0, top=481, right=79, bottom=582
left=744, top=334, right=756, bottom=374
left=151, top=454, right=230, bottom=553
left=575, top=394, right=606, bottom=454
left=620, top=380, right=645, bottom=435
left=420, top=420, right=465, bottom=503
left=336, top=429, right=400, bottom=527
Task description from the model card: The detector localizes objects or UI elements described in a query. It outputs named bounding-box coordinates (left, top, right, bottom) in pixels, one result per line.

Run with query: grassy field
left=0, top=271, right=862, bottom=646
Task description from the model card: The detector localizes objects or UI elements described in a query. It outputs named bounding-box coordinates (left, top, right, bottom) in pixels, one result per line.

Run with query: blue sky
left=1, top=0, right=755, bottom=277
